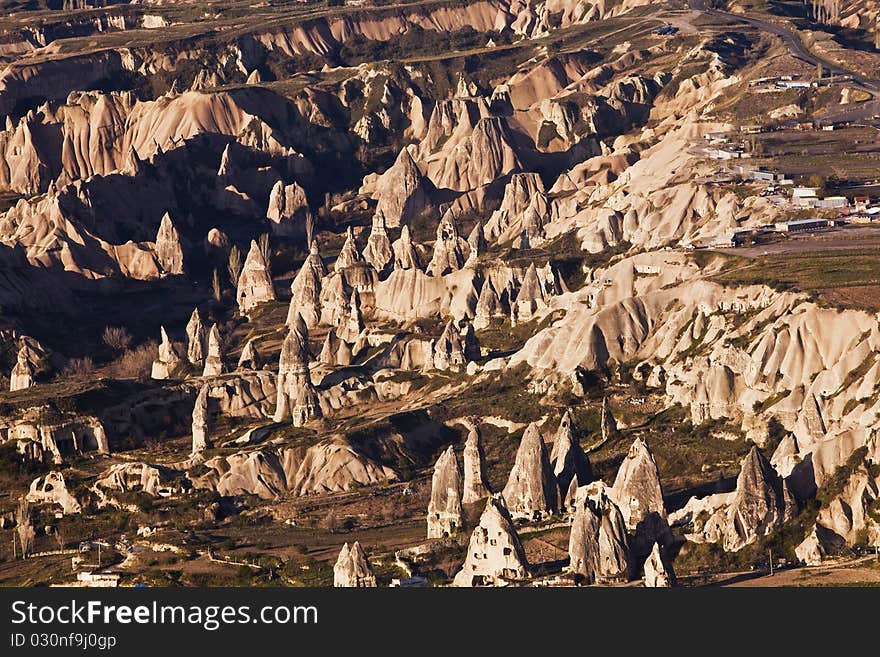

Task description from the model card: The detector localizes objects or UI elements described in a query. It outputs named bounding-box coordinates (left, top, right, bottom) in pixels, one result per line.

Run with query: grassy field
left=710, top=247, right=880, bottom=310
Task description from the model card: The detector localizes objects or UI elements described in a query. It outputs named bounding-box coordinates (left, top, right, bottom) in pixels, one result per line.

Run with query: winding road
left=688, top=1, right=880, bottom=120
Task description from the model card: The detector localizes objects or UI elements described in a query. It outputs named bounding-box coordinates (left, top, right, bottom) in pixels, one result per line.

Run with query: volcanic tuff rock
left=202, top=324, right=225, bottom=377
left=151, top=326, right=181, bottom=380
left=462, top=424, right=490, bottom=504
left=610, top=438, right=669, bottom=555
left=236, top=240, right=276, bottom=314
left=185, top=308, right=207, bottom=367
left=237, top=339, right=261, bottom=371
left=550, top=410, right=592, bottom=496
left=334, top=226, right=362, bottom=272
left=502, top=423, right=558, bottom=520
left=432, top=320, right=468, bottom=371
left=426, top=212, right=466, bottom=277
left=333, top=542, right=376, bottom=588
left=273, top=316, right=320, bottom=427
left=391, top=224, right=422, bottom=271
left=473, top=278, right=506, bottom=330
left=337, top=290, right=364, bottom=344
left=362, top=212, right=393, bottom=274
left=10, top=343, right=35, bottom=391
left=373, top=146, right=431, bottom=228
left=567, top=482, right=629, bottom=583
left=427, top=446, right=463, bottom=539
left=287, top=242, right=323, bottom=328
left=643, top=542, right=675, bottom=587
left=452, top=495, right=529, bottom=587
left=192, top=384, right=210, bottom=453
left=26, top=471, right=81, bottom=515
left=155, top=212, right=184, bottom=275
left=267, top=180, right=310, bottom=239
left=486, top=173, right=554, bottom=245
left=697, top=446, right=798, bottom=551
left=95, top=462, right=187, bottom=498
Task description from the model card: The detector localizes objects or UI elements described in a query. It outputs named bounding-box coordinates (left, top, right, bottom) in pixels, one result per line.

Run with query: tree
left=15, top=497, right=34, bottom=558
left=212, top=268, right=222, bottom=302
left=807, top=174, right=827, bottom=193
left=258, top=232, right=271, bottom=267
left=227, top=245, right=242, bottom=289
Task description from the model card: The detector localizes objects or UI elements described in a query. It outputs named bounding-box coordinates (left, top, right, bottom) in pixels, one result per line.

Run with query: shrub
left=101, top=326, right=132, bottom=351
left=108, top=341, right=157, bottom=380
left=63, top=357, right=95, bottom=380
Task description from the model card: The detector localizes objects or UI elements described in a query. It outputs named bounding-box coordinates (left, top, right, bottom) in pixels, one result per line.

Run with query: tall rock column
left=501, top=423, right=558, bottom=520
left=191, top=384, right=210, bottom=453
left=452, top=495, right=528, bottom=587
left=151, top=327, right=181, bottom=380
left=236, top=240, right=276, bottom=314
left=155, top=212, right=185, bottom=275
left=273, top=316, right=321, bottom=426
left=333, top=542, right=377, bottom=587
left=462, top=424, right=490, bottom=504
left=10, top=344, right=35, bottom=391
left=185, top=308, right=207, bottom=367
left=202, top=324, right=225, bottom=377
left=427, top=446, right=463, bottom=538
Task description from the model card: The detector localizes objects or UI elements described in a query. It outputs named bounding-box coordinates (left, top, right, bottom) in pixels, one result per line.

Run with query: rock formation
left=700, top=446, right=798, bottom=552
left=202, top=324, right=225, bottom=377
left=610, top=438, right=669, bottom=555
left=452, top=495, right=529, bottom=587
left=10, top=343, right=35, bottom=391
left=185, top=308, right=207, bottom=367
left=155, top=212, right=185, bottom=275
left=334, top=226, right=362, bottom=272
left=427, top=446, right=463, bottom=538
left=466, top=221, right=487, bottom=265
left=192, top=384, right=210, bottom=453
left=237, top=339, right=261, bottom=370
left=462, top=424, right=490, bottom=504
left=319, top=329, right=353, bottom=367
left=26, top=471, right=81, bottom=514
left=511, top=262, right=546, bottom=324
left=287, top=243, right=323, bottom=328
left=473, top=278, right=505, bottom=329
left=338, top=289, right=364, bottom=344
left=236, top=240, right=276, bottom=314
left=362, top=211, right=393, bottom=274
left=333, top=541, right=377, bottom=587
left=151, top=326, right=181, bottom=380
left=426, top=212, right=466, bottom=276
left=267, top=180, right=310, bottom=239
left=643, top=542, right=675, bottom=587
left=274, top=316, right=321, bottom=426
left=391, top=224, right=422, bottom=271
left=373, top=146, right=431, bottom=228
left=550, top=410, right=592, bottom=497
left=567, top=482, right=629, bottom=583
left=501, top=423, right=558, bottom=520
left=432, top=320, right=466, bottom=370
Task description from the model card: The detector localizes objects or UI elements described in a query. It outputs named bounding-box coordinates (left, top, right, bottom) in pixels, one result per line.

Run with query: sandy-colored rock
left=274, top=316, right=321, bottom=426
left=10, top=343, right=35, bottom=391
left=373, top=147, right=431, bottom=228
left=333, top=541, right=377, bottom=587
left=549, top=410, right=592, bottom=496
left=202, top=324, right=225, bottom=377
left=185, top=308, right=207, bottom=367
left=192, top=384, right=210, bottom=453
left=267, top=180, right=311, bottom=239
left=643, top=542, right=675, bottom=587
left=610, top=438, right=669, bottom=555
left=452, top=495, right=528, bottom=587
left=392, top=224, right=423, bottom=271
left=236, top=240, right=276, bottom=314
left=338, top=289, right=364, bottom=344
left=26, top=471, right=81, bottom=514
left=567, top=481, right=629, bottom=583
left=334, top=226, right=362, bottom=272
left=462, top=424, right=490, bottom=504
left=502, top=423, right=558, bottom=520
left=362, top=211, right=394, bottom=274
left=426, top=212, right=466, bottom=277
left=427, top=445, right=463, bottom=538
left=287, top=242, right=323, bottom=328
left=473, top=278, right=506, bottom=330
left=155, top=212, right=185, bottom=275
left=151, top=326, right=181, bottom=380
left=237, top=339, right=261, bottom=370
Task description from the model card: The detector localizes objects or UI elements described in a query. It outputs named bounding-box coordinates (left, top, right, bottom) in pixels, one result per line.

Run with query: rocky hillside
left=1, top=0, right=880, bottom=587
